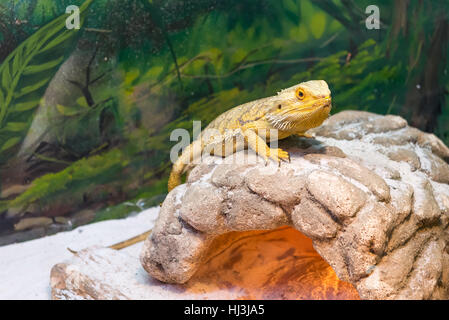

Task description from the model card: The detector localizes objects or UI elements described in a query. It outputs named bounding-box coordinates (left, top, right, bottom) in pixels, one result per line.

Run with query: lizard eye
left=296, top=88, right=305, bottom=100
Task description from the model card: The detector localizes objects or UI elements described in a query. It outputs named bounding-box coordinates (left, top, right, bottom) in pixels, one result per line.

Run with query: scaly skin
left=108, top=80, right=332, bottom=250
left=168, top=80, right=332, bottom=191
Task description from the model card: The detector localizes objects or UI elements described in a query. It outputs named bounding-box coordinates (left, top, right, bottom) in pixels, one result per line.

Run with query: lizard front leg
left=243, top=129, right=290, bottom=165
left=296, top=131, right=315, bottom=138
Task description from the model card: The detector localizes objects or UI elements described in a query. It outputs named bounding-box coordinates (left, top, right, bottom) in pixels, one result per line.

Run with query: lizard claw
left=297, top=132, right=314, bottom=139
left=269, top=148, right=290, bottom=166
left=260, top=156, right=269, bottom=166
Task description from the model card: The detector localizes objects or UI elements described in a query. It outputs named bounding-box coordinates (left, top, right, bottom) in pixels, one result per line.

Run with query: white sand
left=0, top=207, right=159, bottom=300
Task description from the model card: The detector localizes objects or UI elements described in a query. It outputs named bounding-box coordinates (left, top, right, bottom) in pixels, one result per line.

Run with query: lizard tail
left=168, top=168, right=182, bottom=192
left=167, top=157, right=185, bottom=192
left=167, top=139, right=203, bottom=192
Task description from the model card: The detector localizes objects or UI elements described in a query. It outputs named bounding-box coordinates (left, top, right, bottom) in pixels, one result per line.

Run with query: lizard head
left=265, top=80, right=332, bottom=132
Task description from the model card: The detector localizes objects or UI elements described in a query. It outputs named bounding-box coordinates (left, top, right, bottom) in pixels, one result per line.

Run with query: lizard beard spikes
left=266, top=113, right=294, bottom=131
left=266, top=105, right=329, bottom=132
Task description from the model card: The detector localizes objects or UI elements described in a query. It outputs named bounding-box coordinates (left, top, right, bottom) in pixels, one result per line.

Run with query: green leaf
left=56, top=104, right=85, bottom=117
left=2, top=63, right=11, bottom=88
left=144, top=66, right=164, bottom=79
left=310, top=12, right=326, bottom=39
left=15, top=78, right=50, bottom=98
left=76, top=97, right=90, bottom=108
left=124, top=69, right=140, bottom=86
left=0, top=0, right=94, bottom=164
left=1, top=122, right=29, bottom=132
left=283, top=0, right=300, bottom=22
left=11, top=100, right=40, bottom=112
left=0, top=137, right=21, bottom=152
left=12, top=48, right=23, bottom=78
left=23, top=57, right=64, bottom=75
left=39, top=29, right=77, bottom=53
left=231, top=48, right=247, bottom=65
left=289, top=24, right=309, bottom=42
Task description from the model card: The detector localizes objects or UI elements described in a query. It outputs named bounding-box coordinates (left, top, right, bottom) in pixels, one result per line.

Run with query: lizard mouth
left=297, top=97, right=332, bottom=111
left=267, top=97, right=332, bottom=131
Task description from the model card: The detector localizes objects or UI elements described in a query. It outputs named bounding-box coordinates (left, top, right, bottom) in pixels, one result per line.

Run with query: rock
left=0, top=220, right=71, bottom=246
left=305, top=170, right=366, bottom=220
left=309, top=112, right=407, bottom=141
left=0, top=227, right=47, bottom=246
left=70, top=209, right=96, bottom=227
left=387, top=148, right=421, bottom=171
left=291, top=197, right=339, bottom=239
left=417, top=132, right=449, bottom=162
left=305, top=155, right=391, bottom=202
left=412, top=179, right=441, bottom=225
left=49, top=111, right=449, bottom=300
left=54, top=216, right=70, bottom=225
left=179, top=184, right=226, bottom=234
left=139, top=111, right=449, bottom=300
left=393, top=239, right=444, bottom=300
left=6, top=207, right=24, bottom=218
left=0, top=184, right=30, bottom=199
left=14, top=217, right=53, bottom=231
left=51, top=228, right=359, bottom=300
left=244, top=168, right=305, bottom=206
left=418, top=149, right=449, bottom=184
left=361, top=115, right=408, bottom=134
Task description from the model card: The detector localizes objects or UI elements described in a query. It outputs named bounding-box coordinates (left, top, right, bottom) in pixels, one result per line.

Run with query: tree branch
left=181, top=57, right=324, bottom=80
left=66, top=79, right=84, bottom=90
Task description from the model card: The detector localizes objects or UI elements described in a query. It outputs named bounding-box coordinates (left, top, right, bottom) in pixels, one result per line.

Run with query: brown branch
left=86, top=46, right=98, bottom=86
left=92, top=97, right=113, bottom=109
left=66, top=79, right=83, bottom=90
left=89, top=71, right=109, bottom=86
left=65, top=47, right=106, bottom=107
left=181, top=57, right=323, bottom=80
left=84, top=28, right=112, bottom=33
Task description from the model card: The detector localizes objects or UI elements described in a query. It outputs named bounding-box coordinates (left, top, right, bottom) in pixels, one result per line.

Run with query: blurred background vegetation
left=0, top=0, right=448, bottom=241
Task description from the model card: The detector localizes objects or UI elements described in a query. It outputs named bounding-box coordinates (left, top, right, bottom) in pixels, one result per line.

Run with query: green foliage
left=1, top=147, right=129, bottom=212
left=93, top=184, right=166, bottom=222
left=1, top=0, right=448, bottom=225
left=299, top=40, right=404, bottom=115
left=0, top=0, right=93, bottom=163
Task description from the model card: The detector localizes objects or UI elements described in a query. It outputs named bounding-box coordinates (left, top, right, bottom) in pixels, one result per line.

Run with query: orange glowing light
left=182, top=227, right=360, bottom=300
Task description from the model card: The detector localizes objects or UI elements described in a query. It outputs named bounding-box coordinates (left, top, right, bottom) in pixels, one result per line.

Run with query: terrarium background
left=0, top=0, right=448, bottom=240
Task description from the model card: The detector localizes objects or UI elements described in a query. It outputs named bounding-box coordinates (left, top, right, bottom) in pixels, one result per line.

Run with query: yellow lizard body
left=168, top=80, right=332, bottom=191
left=108, top=80, right=331, bottom=250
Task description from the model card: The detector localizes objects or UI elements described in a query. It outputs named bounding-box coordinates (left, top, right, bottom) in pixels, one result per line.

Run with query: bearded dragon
left=108, top=80, right=332, bottom=250
left=167, top=80, right=331, bottom=191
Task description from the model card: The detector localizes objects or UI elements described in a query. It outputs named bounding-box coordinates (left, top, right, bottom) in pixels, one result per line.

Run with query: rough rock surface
left=141, top=111, right=449, bottom=300
left=50, top=228, right=359, bottom=300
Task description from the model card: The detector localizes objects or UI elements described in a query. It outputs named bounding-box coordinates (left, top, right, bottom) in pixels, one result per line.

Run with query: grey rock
left=70, top=209, right=96, bottom=227
left=50, top=111, right=449, bottom=300
left=50, top=229, right=360, bottom=300
left=138, top=111, right=449, bottom=300
left=291, top=197, right=338, bottom=239
left=306, top=170, right=367, bottom=220
left=14, top=217, right=53, bottom=231
left=388, top=148, right=421, bottom=171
